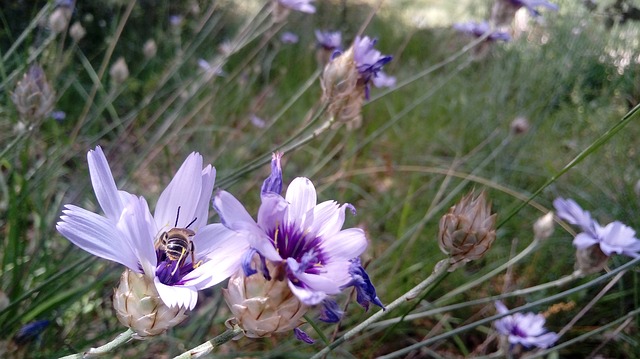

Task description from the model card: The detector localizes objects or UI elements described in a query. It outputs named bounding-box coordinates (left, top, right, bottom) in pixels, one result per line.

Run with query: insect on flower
left=155, top=207, right=199, bottom=276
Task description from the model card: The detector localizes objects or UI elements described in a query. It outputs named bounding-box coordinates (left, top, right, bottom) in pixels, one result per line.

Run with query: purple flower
left=280, top=31, right=299, bottom=44
left=372, top=71, right=396, bottom=88
left=315, top=30, right=342, bottom=51
left=494, top=301, right=559, bottom=349
left=57, top=147, right=248, bottom=309
left=453, top=21, right=511, bottom=42
left=278, top=0, right=316, bottom=13
left=214, top=153, right=383, bottom=310
left=553, top=197, right=640, bottom=258
left=352, top=36, right=393, bottom=98
left=14, top=320, right=50, bottom=345
left=507, top=0, right=558, bottom=16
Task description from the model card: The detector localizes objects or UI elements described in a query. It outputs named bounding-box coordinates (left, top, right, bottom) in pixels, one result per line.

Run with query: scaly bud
left=320, top=48, right=363, bottom=125
left=11, top=64, right=55, bottom=121
left=49, top=7, right=71, bottom=34
left=575, top=245, right=609, bottom=275
left=113, top=269, right=188, bottom=339
left=223, top=259, right=308, bottom=338
left=109, top=57, right=129, bottom=84
left=533, top=212, right=554, bottom=241
left=69, top=22, right=86, bottom=42
left=143, top=39, right=157, bottom=59
left=438, top=190, right=497, bottom=271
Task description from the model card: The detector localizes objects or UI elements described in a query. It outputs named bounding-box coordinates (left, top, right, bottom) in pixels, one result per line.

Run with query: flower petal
left=155, top=152, right=204, bottom=232
left=288, top=281, right=327, bottom=306
left=181, top=235, right=247, bottom=290
left=257, top=193, right=287, bottom=233
left=285, top=177, right=317, bottom=227
left=154, top=277, right=198, bottom=309
left=320, top=228, right=368, bottom=260
left=57, top=204, right=139, bottom=271
left=190, top=165, right=216, bottom=231
left=87, top=146, right=123, bottom=221
left=117, top=197, right=158, bottom=276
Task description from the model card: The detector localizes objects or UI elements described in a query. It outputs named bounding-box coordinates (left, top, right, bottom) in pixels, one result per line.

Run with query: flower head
left=553, top=197, right=640, bottom=258
left=57, top=147, right=247, bottom=312
left=438, top=190, right=497, bottom=271
left=453, top=21, right=511, bottom=42
left=315, top=30, right=342, bottom=51
left=352, top=36, right=393, bottom=98
left=215, top=153, right=383, bottom=340
left=280, top=31, right=299, bottom=44
left=109, top=57, right=129, bottom=84
left=11, top=64, right=55, bottom=121
left=494, top=301, right=559, bottom=349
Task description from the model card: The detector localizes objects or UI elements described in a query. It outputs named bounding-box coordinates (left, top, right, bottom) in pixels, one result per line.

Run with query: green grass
left=1, top=0, right=639, bottom=357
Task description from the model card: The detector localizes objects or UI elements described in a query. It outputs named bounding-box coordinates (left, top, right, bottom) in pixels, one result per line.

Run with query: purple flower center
left=509, top=323, right=528, bottom=338
left=155, top=249, right=196, bottom=286
left=267, top=223, right=327, bottom=277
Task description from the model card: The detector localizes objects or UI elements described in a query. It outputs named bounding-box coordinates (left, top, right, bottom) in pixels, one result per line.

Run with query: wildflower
left=57, top=147, right=247, bottom=314
left=315, top=30, right=342, bottom=52
left=280, top=31, right=299, bottom=44
left=109, top=57, right=129, bottom=84
left=554, top=197, right=640, bottom=274
left=223, top=255, right=309, bottom=339
left=11, top=64, right=55, bottom=122
left=453, top=21, right=511, bottom=42
left=494, top=301, right=559, bottom=349
left=69, top=22, right=86, bottom=42
left=143, top=39, right=157, bottom=59
left=491, top=0, right=558, bottom=27
left=169, top=14, right=184, bottom=27
left=14, top=320, right=50, bottom=345
left=272, top=0, right=315, bottom=22
left=215, top=153, right=383, bottom=339
left=321, top=36, right=392, bottom=126
left=438, top=190, right=497, bottom=271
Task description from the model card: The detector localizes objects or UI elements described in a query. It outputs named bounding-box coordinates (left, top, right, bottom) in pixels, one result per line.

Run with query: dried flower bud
left=11, top=64, right=55, bottom=121
left=69, top=22, right=86, bottom=42
left=113, top=269, right=188, bottom=339
left=49, top=7, right=72, bottom=34
left=438, top=190, right=497, bottom=271
left=320, top=48, right=363, bottom=125
left=223, top=260, right=308, bottom=338
left=143, top=39, right=157, bottom=59
left=510, top=116, right=530, bottom=135
left=109, top=57, right=129, bottom=84
left=575, top=245, right=609, bottom=275
left=533, top=212, right=554, bottom=241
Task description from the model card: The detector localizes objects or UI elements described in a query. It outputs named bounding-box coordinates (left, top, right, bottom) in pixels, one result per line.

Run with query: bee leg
left=171, top=247, right=187, bottom=276
left=190, top=242, right=203, bottom=269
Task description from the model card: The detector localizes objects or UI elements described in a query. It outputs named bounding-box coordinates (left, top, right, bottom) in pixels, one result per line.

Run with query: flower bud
left=11, top=64, right=55, bottom=121
left=49, top=7, right=71, bottom=34
left=533, top=212, right=554, bottom=241
left=438, top=190, right=497, bottom=271
left=113, top=269, right=188, bottom=339
left=223, top=260, right=308, bottom=338
left=69, top=22, right=86, bottom=42
left=143, top=39, right=157, bottom=59
left=510, top=116, right=530, bottom=135
left=320, top=48, right=364, bottom=126
left=109, top=57, right=129, bottom=84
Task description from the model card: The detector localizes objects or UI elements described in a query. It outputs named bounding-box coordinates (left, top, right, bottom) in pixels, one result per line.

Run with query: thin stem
left=309, top=259, right=450, bottom=359
left=59, top=329, right=134, bottom=359
left=172, top=325, right=243, bottom=359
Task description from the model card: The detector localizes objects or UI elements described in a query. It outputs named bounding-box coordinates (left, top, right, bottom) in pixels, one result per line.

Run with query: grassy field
left=1, top=0, right=640, bottom=357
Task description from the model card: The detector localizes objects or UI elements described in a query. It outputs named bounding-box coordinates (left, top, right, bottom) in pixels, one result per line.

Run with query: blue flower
left=453, top=21, right=511, bottom=42
left=494, top=301, right=559, bottom=349
left=352, top=36, right=393, bottom=98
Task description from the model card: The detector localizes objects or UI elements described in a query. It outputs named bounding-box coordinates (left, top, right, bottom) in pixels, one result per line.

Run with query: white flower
left=57, top=146, right=248, bottom=309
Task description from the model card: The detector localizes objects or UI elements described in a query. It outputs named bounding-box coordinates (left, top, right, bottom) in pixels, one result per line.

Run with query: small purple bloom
left=294, top=327, right=315, bottom=343
left=453, top=21, right=511, bottom=42
left=50, top=110, right=66, bottom=122
left=278, top=0, right=316, bottom=13
left=494, top=301, right=559, bottom=349
left=14, top=320, right=50, bottom=344
left=214, top=154, right=383, bottom=310
left=169, top=15, right=183, bottom=27
left=319, top=299, right=343, bottom=323
left=507, top=0, right=559, bottom=16
left=372, top=71, right=396, bottom=88
left=553, top=197, right=640, bottom=258
left=344, top=258, right=385, bottom=311
left=280, top=32, right=299, bottom=44
left=352, top=36, right=393, bottom=98
left=315, top=30, right=342, bottom=51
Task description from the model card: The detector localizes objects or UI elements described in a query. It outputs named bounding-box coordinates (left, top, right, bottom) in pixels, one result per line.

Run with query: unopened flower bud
left=575, top=245, right=609, bottom=275
left=69, top=22, right=86, bottom=42
left=49, top=7, right=71, bottom=34
left=143, top=39, right=157, bottom=59
left=510, top=116, right=530, bottom=135
left=11, top=64, right=55, bottom=121
left=438, top=190, right=497, bottom=271
left=320, top=48, right=363, bottom=125
left=109, top=57, right=129, bottom=84
left=223, top=260, right=308, bottom=338
left=113, top=269, right=188, bottom=339
left=533, top=212, right=554, bottom=241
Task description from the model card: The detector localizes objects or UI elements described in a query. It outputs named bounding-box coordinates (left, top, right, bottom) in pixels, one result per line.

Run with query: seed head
left=533, top=212, right=554, bottom=241
left=113, top=269, right=188, bottom=339
left=438, top=190, right=497, bottom=271
left=320, top=48, right=363, bottom=125
left=11, top=64, right=55, bottom=122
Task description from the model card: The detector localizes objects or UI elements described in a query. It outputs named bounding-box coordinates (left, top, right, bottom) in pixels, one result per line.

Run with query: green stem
left=309, top=259, right=450, bottom=359
left=172, top=325, right=243, bottom=359
left=59, top=329, right=134, bottom=359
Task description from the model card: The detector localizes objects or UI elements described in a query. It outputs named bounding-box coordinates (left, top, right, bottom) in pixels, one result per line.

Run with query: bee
left=155, top=207, right=198, bottom=274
